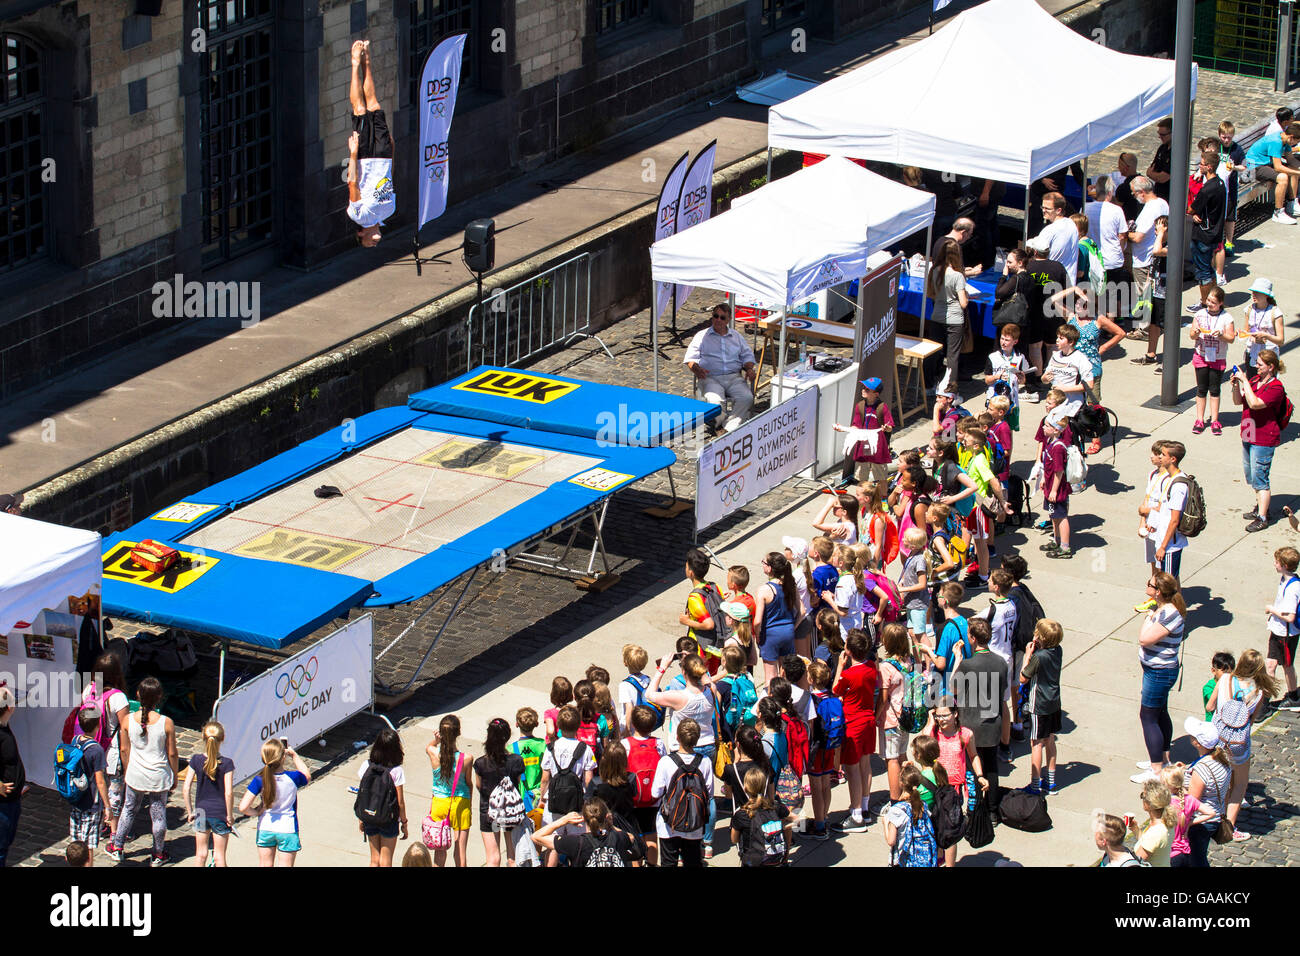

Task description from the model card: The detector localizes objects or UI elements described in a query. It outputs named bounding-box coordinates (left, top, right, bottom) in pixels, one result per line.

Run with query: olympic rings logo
left=719, top=476, right=745, bottom=505
left=684, top=209, right=703, bottom=226
left=428, top=166, right=446, bottom=181
left=430, top=102, right=447, bottom=118
left=275, top=656, right=319, bottom=706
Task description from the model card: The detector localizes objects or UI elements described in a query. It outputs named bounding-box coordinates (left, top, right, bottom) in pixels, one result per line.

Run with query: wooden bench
left=1232, top=100, right=1300, bottom=213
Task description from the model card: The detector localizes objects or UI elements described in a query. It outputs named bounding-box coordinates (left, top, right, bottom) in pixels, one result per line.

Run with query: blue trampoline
left=103, top=367, right=717, bottom=675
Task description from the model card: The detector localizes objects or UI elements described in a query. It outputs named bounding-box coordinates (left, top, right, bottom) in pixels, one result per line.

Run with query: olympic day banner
left=654, top=152, right=690, bottom=322
left=214, top=615, right=374, bottom=784
left=695, top=387, right=818, bottom=534
left=672, top=139, right=717, bottom=309
left=417, top=33, right=467, bottom=229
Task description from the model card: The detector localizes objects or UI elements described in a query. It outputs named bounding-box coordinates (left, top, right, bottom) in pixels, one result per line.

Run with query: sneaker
left=963, top=573, right=988, bottom=590
left=1246, top=517, right=1268, bottom=533
left=1045, top=547, right=1074, bottom=559
left=104, top=842, right=123, bottom=863
left=1272, top=209, right=1297, bottom=225
left=1135, top=760, right=1152, bottom=771
left=1192, top=419, right=1206, bottom=434
left=799, top=825, right=829, bottom=841
left=150, top=852, right=171, bottom=868
left=1245, top=508, right=1260, bottom=521
left=703, top=844, right=714, bottom=860
left=834, top=817, right=869, bottom=834
left=1134, top=598, right=1158, bottom=612
left=1216, top=274, right=1227, bottom=287
left=1130, top=770, right=1157, bottom=784
left=1022, top=390, right=1042, bottom=403
left=1039, top=541, right=1061, bottom=553
left=1033, top=517, right=1052, bottom=532
left=1211, top=421, right=1222, bottom=436
left=1126, top=329, right=1149, bottom=342
left=1044, top=780, right=1060, bottom=795
left=1231, top=829, right=1251, bottom=842
left=1024, top=781, right=1043, bottom=796
left=998, top=743, right=1012, bottom=762
left=1130, top=353, right=1157, bottom=364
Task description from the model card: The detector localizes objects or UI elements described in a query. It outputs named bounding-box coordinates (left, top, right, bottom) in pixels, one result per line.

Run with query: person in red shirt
left=1232, top=350, right=1290, bottom=532
left=835, top=377, right=895, bottom=486
left=831, top=629, right=878, bottom=833
left=1040, top=415, right=1073, bottom=559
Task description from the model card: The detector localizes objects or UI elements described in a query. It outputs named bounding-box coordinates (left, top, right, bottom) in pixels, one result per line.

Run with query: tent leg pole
left=766, top=147, right=772, bottom=183
left=653, top=291, right=660, bottom=392
left=375, top=568, right=481, bottom=696
left=1082, top=157, right=1089, bottom=200
left=776, top=310, right=789, bottom=399
left=1022, top=189, right=1031, bottom=245
left=921, top=221, right=933, bottom=337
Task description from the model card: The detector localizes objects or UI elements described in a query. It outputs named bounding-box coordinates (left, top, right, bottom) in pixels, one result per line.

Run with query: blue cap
left=860, top=377, right=883, bottom=391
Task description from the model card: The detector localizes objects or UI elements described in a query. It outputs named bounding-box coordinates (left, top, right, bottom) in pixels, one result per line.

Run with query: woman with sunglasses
left=1132, top=572, right=1186, bottom=785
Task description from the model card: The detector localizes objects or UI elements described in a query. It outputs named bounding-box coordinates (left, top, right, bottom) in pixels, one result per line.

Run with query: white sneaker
left=1287, top=200, right=1299, bottom=217
left=1215, top=274, right=1227, bottom=286
left=1130, top=769, right=1157, bottom=784
left=1272, top=209, right=1297, bottom=225
left=1134, top=760, right=1151, bottom=771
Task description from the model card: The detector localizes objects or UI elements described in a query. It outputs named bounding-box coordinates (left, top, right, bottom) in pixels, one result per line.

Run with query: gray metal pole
left=921, top=220, right=933, bottom=336
left=776, top=309, right=789, bottom=396
left=1022, top=188, right=1031, bottom=244
left=766, top=146, right=773, bottom=184
left=1162, top=0, right=1196, bottom=406
left=1278, top=1, right=1294, bottom=93
left=652, top=288, right=660, bottom=392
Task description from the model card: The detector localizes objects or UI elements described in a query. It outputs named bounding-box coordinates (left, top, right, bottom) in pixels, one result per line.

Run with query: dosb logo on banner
left=214, top=616, right=374, bottom=784
left=654, top=152, right=690, bottom=322
left=695, top=389, right=818, bottom=534
left=417, top=34, right=467, bottom=229
left=672, top=139, right=717, bottom=310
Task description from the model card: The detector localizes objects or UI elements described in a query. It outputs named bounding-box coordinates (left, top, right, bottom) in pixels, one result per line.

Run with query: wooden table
left=894, top=334, right=943, bottom=424
left=755, top=315, right=854, bottom=386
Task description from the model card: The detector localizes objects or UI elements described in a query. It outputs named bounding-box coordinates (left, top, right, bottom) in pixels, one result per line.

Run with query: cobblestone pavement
left=11, top=69, right=1298, bottom=867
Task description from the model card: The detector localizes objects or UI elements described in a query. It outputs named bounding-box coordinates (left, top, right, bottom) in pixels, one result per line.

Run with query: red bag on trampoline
left=130, top=539, right=179, bottom=574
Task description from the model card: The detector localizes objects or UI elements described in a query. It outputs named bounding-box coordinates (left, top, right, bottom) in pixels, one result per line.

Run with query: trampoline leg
left=584, top=499, right=611, bottom=576
left=644, top=463, right=692, bottom=519
left=375, top=567, right=481, bottom=697
left=375, top=579, right=461, bottom=663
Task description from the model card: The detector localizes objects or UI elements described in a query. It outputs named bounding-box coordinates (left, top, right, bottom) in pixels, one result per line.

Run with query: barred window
left=409, top=0, right=476, bottom=109
left=762, top=0, right=807, bottom=35
left=0, top=33, right=47, bottom=273
left=198, top=0, right=277, bottom=263
left=597, top=0, right=652, bottom=35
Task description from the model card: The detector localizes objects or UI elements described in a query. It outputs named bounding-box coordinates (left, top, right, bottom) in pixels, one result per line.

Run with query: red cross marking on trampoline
left=362, top=493, right=425, bottom=513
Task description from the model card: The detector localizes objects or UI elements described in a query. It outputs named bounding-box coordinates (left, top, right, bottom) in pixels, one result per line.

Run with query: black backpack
left=659, top=753, right=709, bottom=833
left=353, top=764, right=399, bottom=828
left=1069, top=393, right=1120, bottom=462
left=1011, top=583, right=1045, bottom=654
left=690, top=583, right=733, bottom=649
left=747, top=805, right=788, bottom=866
left=998, top=788, right=1052, bottom=832
left=547, top=742, right=587, bottom=815
left=922, top=778, right=968, bottom=849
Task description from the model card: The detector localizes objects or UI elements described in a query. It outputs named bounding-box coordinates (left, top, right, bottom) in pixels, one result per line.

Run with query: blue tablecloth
left=899, top=269, right=1001, bottom=340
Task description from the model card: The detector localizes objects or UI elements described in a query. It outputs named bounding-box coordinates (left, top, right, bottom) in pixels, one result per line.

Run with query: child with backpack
left=831, top=630, right=878, bottom=833
left=719, top=644, right=759, bottom=741
left=731, top=765, right=793, bottom=867
left=809, top=536, right=838, bottom=613
left=898, top=526, right=931, bottom=643
left=355, top=727, right=407, bottom=867
left=424, top=715, right=473, bottom=868
left=720, top=601, right=759, bottom=672
left=57, top=706, right=110, bottom=865
left=573, top=680, right=603, bottom=760
left=1021, top=619, right=1065, bottom=796
left=544, top=676, right=573, bottom=745
left=651, top=718, right=714, bottom=867
left=626, top=704, right=668, bottom=865
left=926, top=697, right=986, bottom=867
left=877, top=622, right=917, bottom=803
left=825, top=542, right=865, bottom=641
left=593, top=684, right=620, bottom=745
left=806, top=659, right=844, bottom=841
left=474, top=718, right=526, bottom=867
left=619, top=644, right=661, bottom=736
left=919, top=582, right=971, bottom=696
left=1039, top=415, right=1073, bottom=559
left=538, top=704, right=597, bottom=867
left=512, top=707, right=546, bottom=813
left=1202, top=652, right=1236, bottom=720
left=683, top=547, right=727, bottom=674
left=984, top=323, right=1030, bottom=431
left=183, top=719, right=234, bottom=867
left=726, top=564, right=758, bottom=626
left=883, top=763, right=938, bottom=867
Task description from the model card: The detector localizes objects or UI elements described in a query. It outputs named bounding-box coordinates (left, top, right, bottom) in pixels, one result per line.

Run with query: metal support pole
left=1022, top=188, right=1031, bottom=245
left=766, top=146, right=772, bottom=183
left=920, top=220, right=933, bottom=336
left=776, top=309, right=789, bottom=398
left=670, top=285, right=680, bottom=341
left=1162, top=0, right=1196, bottom=406
left=1278, top=0, right=1294, bottom=93
left=652, top=287, right=660, bottom=392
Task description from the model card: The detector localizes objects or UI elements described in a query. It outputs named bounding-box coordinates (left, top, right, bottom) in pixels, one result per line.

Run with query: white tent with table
left=649, top=155, right=935, bottom=389
left=0, top=513, right=103, bottom=789
left=767, top=0, right=1195, bottom=237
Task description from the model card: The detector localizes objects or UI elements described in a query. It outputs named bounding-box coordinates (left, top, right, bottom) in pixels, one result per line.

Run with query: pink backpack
left=868, top=571, right=902, bottom=623
left=60, top=681, right=120, bottom=750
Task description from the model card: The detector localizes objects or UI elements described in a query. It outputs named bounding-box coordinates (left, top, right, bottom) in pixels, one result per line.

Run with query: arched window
left=0, top=33, right=47, bottom=272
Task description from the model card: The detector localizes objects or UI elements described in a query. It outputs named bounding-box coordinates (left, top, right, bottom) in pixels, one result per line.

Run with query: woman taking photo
left=1132, top=572, right=1185, bottom=786
left=357, top=728, right=408, bottom=867
left=645, top=653, right=719, bottom=859
left=238, top=738, right=311, bottom=867
left=752, top=552, right=803, bottom=688
left=104, top=677, right=177, bottom=866
left=426, top=715, right=473, bottom=867
left=182, top=720, right=233, bottom=867
left=928, top=238, right=969, bottom=377
left=813, top=493, right=860, bottom=544
left=1231, top=350, right=1289, bottom=533
left=1181, top=717, right=1234, bottom=867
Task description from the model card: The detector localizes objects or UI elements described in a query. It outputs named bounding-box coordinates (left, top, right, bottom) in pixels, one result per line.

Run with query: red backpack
left=627, top=737, right=661, bottom=808
left=867, top=512, right=900, bottom=568
left=782, top=713, right=810, bottom=779
left=576, top=720, right=600, bottom=752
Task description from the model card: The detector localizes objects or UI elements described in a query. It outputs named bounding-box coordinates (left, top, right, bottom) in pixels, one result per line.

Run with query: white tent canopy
left=768, top=0, right=1196, bottom=185
left=0, top=513, right=100, bottom=634
left=650, top=156, right=935, bottom=310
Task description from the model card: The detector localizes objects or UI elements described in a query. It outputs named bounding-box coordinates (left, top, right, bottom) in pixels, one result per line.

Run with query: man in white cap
left=684, top=303, right=757, bottom=433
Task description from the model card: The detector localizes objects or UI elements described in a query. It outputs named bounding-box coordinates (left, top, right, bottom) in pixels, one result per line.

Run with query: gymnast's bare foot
left=351, top=40, right=364, bottom=66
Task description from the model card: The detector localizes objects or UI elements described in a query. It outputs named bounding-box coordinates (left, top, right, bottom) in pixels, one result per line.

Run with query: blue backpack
left=812, top=690, right=845, bottom=753
left=894, top=801, right=938, bottom=867
left=722, top=674, right=759, bottom=732
left=54, top=737, right=92, bottom=805
left=623, top=675, right=665, bottom=730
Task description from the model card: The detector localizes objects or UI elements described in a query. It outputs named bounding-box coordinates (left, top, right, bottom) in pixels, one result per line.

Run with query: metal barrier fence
left=466, top=252, right=612, bottom=371
left=1194, top=0, right=1296, bottom=83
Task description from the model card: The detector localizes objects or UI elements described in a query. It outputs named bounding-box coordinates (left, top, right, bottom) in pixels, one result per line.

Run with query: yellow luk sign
left=451, top=370, right=579, bottom=403
left=102, top=541, right=219, bottom=593
left=234, top=530, right=371, bottom=571
left=418, top=438, right=544, bottom=479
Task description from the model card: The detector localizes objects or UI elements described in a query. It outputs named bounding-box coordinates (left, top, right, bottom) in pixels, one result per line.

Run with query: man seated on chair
left=685, top=303, right=757, bottom=433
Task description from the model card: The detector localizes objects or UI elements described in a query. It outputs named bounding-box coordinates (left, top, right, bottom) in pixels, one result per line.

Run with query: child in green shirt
left=1202, top=652, right=1236, bottom=720
left=512, top=707, right=547, bottom=809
